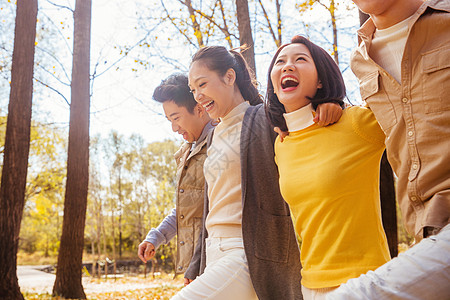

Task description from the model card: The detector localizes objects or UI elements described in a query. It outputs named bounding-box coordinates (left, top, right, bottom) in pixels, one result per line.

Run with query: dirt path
left=17, top=265, right=183, bottom=296
left=17, top=265, right=56, bottom=294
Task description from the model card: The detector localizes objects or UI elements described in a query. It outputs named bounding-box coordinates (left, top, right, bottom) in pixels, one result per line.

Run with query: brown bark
left=185, top=0, right=204, bottom=46
left=52, top=0, right=91, bottom=298
left=330, top=0, right=339, bottom=65
left=314, top=0, right=339, bottom=64
left=111, top=198, right=117, bottom=278
left=235, top=0, right=256, bottom=75
left=276, top=0, right=281, bottom=46
left=118, top=169, right=123, bottom=259
left=91, top=240, right=96, bottom=277
left=0, top=0, right=37, bottom=299
left=96, top=201, right=102, bottom=278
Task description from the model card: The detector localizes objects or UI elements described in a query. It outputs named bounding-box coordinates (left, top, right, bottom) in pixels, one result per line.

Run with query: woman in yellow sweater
left=265, top=35, right=390, bottom=300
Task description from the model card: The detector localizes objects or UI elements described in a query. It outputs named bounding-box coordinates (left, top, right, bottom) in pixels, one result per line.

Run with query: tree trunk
left=358, top=10, right=398, bottom=258
left=96, top=202, right=102, bottom=278
left=330, top=0, right=339, bottom=65
left=111, top=200, right=117, bottom=278
left=235, top=0, right=256, bottom=75
left=0, top=1, right=37, bottom=299
left=186, top=0, right=203, bottom=47
left=276, top=0, right=282, bottom=46
left=52, top=0, right=91, bottom=298
left=91, top=240, right=96, bottom=277
left=118, top=170, right=123, bottom=259
left=257, top=0, right=281, bottom=47
left=102, top=208, right=108, bottom=279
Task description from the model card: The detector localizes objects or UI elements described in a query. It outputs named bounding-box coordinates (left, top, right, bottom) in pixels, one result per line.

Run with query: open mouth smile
left=202, top=100, right=215, bottom=112
left=281, top=76, right=299, bottom=91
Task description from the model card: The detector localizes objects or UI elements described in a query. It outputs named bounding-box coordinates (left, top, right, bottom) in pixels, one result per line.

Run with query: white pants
left=171, top=237, right=258, bottom=300
left=326, top=223, right=450, bottom=300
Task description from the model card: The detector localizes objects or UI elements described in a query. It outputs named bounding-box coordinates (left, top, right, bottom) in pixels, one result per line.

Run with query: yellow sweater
left=275, top=105, right=390, bottom=289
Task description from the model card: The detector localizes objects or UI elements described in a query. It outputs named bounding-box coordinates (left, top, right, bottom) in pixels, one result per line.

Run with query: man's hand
left=274, top=127, right=289, bottom=143
left=184, top=277, right=194, bottom=286
left=138, top=241, right=156, bottom=263
left=314, top=102, right=343, bottom=127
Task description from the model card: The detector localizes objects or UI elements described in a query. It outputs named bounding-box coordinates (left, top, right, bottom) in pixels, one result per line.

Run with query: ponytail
left=191, top=46, right=262, bottom=106
left=229, top=50, right=262, bottom=106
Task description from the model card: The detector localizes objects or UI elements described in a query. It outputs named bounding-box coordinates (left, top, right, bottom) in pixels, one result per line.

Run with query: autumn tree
left=52, top=0, right=91, bottom=298
left=236, top=0, right=256, bottom=73
left=0, top=0, right=38, bottom=299
left=102, top=131, right=128, bottom=275
left=81, top=134, right=180, bottom=271
left=133, top=0, right=283, bottom=77
left=256, top=0, right=282, bottom=47
left=85, top=135, right=104, bottom=277
left=135, top=139, right=179, bottom=270
left=133, top=0, right=357, bottom=86
left=19, top=123, right=66, bottom=257
left=296, top=0, right=343, bottom=64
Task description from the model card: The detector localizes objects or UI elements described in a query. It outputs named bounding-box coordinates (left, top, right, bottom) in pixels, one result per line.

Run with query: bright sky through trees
left=2, top=0, right=362, bottom=144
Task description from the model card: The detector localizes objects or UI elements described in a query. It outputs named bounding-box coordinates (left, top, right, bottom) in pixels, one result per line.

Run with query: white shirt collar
left=374, top=14, right=413, bottom=38
left=283, top=104, right=315, bottom=132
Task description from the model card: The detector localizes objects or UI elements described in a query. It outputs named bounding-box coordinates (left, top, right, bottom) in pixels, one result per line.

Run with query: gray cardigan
left=185, top=104, right=303, bottom=300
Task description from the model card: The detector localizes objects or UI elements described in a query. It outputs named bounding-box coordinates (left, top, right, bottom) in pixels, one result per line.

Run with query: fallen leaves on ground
left=23, top=275, right=183, bottom=300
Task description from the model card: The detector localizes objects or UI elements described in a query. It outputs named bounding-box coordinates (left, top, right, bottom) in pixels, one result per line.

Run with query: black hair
left=190, top=46, right=262, bottom=106
left=265, top=35, right=346, bottom=131
left=152, top=73, right=197, bottom=113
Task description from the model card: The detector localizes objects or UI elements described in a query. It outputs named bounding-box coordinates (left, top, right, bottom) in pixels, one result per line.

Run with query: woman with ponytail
left=170, top=46, right=342, bottom=300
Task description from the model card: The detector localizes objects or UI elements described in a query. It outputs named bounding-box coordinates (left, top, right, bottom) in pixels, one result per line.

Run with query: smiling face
left=352, top=0, right=423, bottom=29
left=188, top=61, right=238, bottom=120
left=162, top=100, right=206, bottom=143
left=270, top=43, right=322, bottom=113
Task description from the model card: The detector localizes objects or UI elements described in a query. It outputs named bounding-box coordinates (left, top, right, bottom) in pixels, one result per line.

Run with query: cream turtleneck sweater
left=204, top=101, right=250, bottom=238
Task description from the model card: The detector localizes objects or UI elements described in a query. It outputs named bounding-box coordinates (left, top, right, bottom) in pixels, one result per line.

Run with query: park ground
left=18, top=244, right=411, bottom=299
left=18, top=265, right=183, bottom=300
